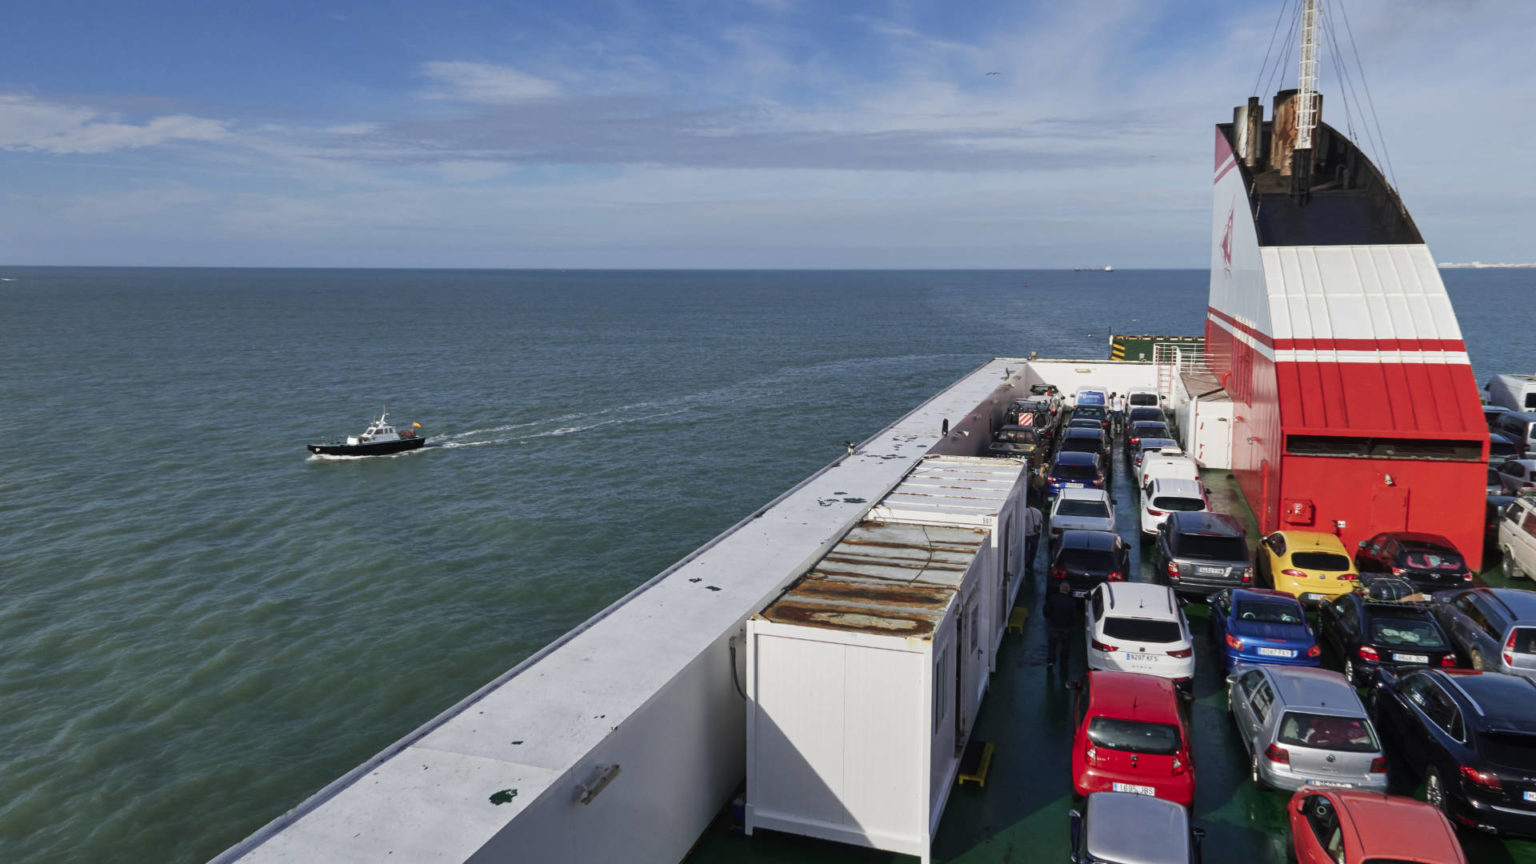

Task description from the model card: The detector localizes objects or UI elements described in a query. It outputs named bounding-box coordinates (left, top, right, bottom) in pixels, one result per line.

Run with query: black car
left=1126, top=406, right=1166, bottom=429
left=1126, top=421, right=1170, bottom=453
left=1060, top=427, right=1112, bottom=464
left=1071, top=404, right=1110, bottom=432
left=1354, top=532, right=1475, bottom=592
left=1152, top=511, right=1253, bottom=596
left=1370, top=668, right=1536, bottom=836
left=1049, top=529, right=1130, bottom=598
left=988, top=425, right=1045, bottom=465
left=1318, top=592, right=1457, bottom=685
left=1066, top=417, right=1105, bottom=431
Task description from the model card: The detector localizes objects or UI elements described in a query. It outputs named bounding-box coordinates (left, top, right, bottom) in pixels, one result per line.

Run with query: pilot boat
left=306, top=411, right=427, bottom=456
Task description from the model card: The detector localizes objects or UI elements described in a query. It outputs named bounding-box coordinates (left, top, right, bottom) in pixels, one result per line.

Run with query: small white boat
left=307, top=411, right=427, bottom=456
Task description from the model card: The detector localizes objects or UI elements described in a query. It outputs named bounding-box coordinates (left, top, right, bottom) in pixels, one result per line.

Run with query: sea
left=0, top=267, right=1530, bottom=864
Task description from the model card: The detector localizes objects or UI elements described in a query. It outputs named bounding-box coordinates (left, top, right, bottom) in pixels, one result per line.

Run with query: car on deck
left=1071, top=791, right=1206, bottom=864
left=1353, top=532, right=1475, bottom=593
left=1257, top=530, right=1359, bottom=605
left=1061, top=427, right=1112, bottom=463
left=1070, top=671, right=1195, bottom=808
left=1071, top=403, right=1111, bottom=432
left=1084, top=582, right=1195, bottom=693
left=1368, top=668, right=1536, bottom=837
left=1152, top=511, right=1254, bottom=597
left=1426, top=587, right=1536, bottom=678
left=1049, top=529, right=1130, bottom=599
left=1044, top=451, right=1107, bottom=499
left=1126, top=421, right=1171, bottom=455
left=1497, top=496, right=1536, bottom=581
left=988, top=425, right=1045, bottom=464
left=1208, top=588, right=1319, bottom=672
left=1049, top=487, right=1116, bottom=553
left=1287, top=787, right=1465, bottom=864
left=1132, top=439, right=1182, bottom=475
left=1227, top=665, right=1387, bottom=793
left=1497, top=459, right=1536, bottom=495
left=1139, top=477, right=1209, bottom=539
left=1317, top=590, right=1457, bottom=686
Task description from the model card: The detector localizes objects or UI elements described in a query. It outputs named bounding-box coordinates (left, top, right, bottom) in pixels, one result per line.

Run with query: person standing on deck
left=1043, top=581, right=1076, bottom=672
left=1022, top=501, right=1043, bottom=576
left=1109, top=391, right=1125, bottom=434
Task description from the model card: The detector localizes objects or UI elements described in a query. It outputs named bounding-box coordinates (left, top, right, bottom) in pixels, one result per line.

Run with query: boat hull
left=306, top=437, right=428, bottom=456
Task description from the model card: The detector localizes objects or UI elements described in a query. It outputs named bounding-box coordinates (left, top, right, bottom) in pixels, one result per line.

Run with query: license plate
left=1307, top=779, right=1351, bottom=787
left=1525, top=791, right=1536, bottom=803
left=1258, top=647, right=1295, bottom=658
left=1197, top=566, right=1223, bottom=576
left=1394, top=653, right=1429, bottom=664
left=1066, top=482, right=1084, bottom=488
left=1112, top=782, right=1156, bottom=796
left=1123, top=652, right=1158, bottom=664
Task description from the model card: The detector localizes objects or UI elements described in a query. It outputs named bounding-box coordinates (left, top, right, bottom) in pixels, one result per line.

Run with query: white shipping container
left=745, top=456, right=1024, bottom=864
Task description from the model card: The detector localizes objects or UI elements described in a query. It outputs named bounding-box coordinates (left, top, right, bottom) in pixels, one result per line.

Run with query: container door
left=1371, top=485, right=1409, bottom=532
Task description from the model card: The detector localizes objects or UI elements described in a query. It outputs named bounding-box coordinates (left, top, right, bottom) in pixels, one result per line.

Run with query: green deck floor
left=688, top=447, right=1536, bottom=863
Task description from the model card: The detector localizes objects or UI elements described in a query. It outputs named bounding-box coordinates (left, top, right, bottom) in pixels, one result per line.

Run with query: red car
left=1070, top=670, right=1194, bottom=807
left=1289, top=788, right=1466, bottom=864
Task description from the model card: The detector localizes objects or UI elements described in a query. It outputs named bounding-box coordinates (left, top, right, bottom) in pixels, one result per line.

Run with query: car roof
left=1231, top=588, right=1299, bottom=605
left=1480, top=588, right=1536, bottom=619
left=1087, top=671, right=1181, bottom=721
left=1083, top=793, right=1190, bottom=864
left=1272, top=530, right=1349, bottom=552
left=1328, top=791, right=1461, bottom=861
left=1059, top=486, right=1109, bottom=502
left=1060, top=529, right=1120, bottom=550
left=1101, top=583, right=1178, bottom=619
left=1434, top=670, right=1536, bottom=729
left=1054, top=451, right=1099, bottom=466
left=1137, top=438, right=1180, bottom=450
left=1063, top=427, right=1105, bottom=439
left=1262, top=666, right=1362, bottom=714
left=1149, top=477, right=1202, bottom=495
left=1130, top=419, right=1168, bottom=428
left=1168, top=511, right=1242, bottom=535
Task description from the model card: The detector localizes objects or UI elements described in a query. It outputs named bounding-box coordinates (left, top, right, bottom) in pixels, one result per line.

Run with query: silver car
left=1226, top=665, right=1387, bottom=793
left=1049, top=487, right=1116, bottom=553
left=1069, top=791, right=1204, bottom=864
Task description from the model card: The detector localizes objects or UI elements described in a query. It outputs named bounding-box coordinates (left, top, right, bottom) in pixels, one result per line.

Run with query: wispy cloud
left=418, top=61, right=562, bottom=104
left=0, top=94, right=227, bottom=154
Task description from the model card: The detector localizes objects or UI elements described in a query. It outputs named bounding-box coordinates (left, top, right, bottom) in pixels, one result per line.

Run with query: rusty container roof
left=759, top=456, right=1021, bottom=641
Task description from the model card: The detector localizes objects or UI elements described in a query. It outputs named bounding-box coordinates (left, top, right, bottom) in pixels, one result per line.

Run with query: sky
left=1, top=0, right=1532, bottom=268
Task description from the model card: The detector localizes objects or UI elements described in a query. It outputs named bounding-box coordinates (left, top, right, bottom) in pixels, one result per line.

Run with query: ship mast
left=1290, top=0, right=1318, bottom=202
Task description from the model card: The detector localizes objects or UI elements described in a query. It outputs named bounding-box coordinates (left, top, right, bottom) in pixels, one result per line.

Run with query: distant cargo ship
left=1074, top=265, right=1114, bottom=272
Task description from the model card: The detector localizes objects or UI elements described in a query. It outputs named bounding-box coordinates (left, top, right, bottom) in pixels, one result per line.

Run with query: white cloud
left=419, top=61, right=562, bottom=104
left=326, top=122, right=380, bottom=136
left=0, top=94, right=227, bottom=154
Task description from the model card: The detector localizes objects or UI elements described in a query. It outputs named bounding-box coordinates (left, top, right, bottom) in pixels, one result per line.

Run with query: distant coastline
left=1438, top=261, right=1536, bottom=269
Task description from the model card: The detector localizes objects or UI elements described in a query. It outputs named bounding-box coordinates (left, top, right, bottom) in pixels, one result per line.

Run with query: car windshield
left=1277, top=713, right=1378, bottom=752
left=1291, top=551, right=1351, bottom=571
left=1054, top=463, right=1099, bottom=480
left=1132, top=423, right=1168, bottom=436
left=1057, top=500, right=1110, bottom=519
left=1479, top=733, right=1536, bottom=770
left=1087, top=717, right=1182, bottom=755
left=1128, top=408, right=1163, bottom=423
left=1369, top=616, right=1446, bottom=648
left=995, top=429, right=1037, bottom=444
left=1129, top=393, right=1159, bottom=406
left=1175, top=534, right=1248, bottom=561
left=1103, top=618, right=1182, bottom=643
left=1362, top=577, right=1417, bottom=601
left=1075, top=406, right=1107, bottom=420
left=1399, top=547, right=1464, bottom=571
left=1061, top=438, right=1103, bottom=454
left=1236, top=600, right=1303, bottom=625
left=1059, top=547, right=1116, bottom=571
left=1152, top=496, right=1205, bottom=512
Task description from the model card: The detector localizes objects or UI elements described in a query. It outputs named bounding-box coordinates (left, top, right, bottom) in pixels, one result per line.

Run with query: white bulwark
left=745, top=456, right=1027, bottom=864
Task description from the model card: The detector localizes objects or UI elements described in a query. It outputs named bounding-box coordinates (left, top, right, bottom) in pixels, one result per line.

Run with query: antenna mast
left=1290, top=0, right=1319, bottom=202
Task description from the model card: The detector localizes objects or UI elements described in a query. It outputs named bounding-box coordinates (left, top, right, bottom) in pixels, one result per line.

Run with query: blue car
left=1043, top=451, right=1104, bottom=499
left=1208, top=587, right=1320, bottom=671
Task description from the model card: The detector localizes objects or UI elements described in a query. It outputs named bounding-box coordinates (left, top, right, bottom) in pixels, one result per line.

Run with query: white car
left=1126, top=387, right=1161, bottom=410
left=1498, top=497, right=1536, bottom=581
left=1139, top=452, right=1199, bottom=491
left=1140, top=476, right=1209, bottom=538
left=1048, top=487, right=1116, bottom=552
left=1085, top=582, right=1195, bottom=692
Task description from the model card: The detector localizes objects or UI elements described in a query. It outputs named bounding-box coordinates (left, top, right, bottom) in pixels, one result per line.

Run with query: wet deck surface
left=688, top=435, right=1536, bottom=863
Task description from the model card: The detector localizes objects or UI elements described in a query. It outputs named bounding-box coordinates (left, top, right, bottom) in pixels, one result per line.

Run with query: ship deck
left=688, top=444, right=1536, bottom=863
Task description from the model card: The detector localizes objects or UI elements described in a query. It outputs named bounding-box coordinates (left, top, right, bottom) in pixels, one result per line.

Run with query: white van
left=1500, top=497, right=1536, bottom=581
left=1140, top=453, right=1200, bottom=490
left=1487, top=374, right=1536, bottom=413
left=1126, top=387, right=1161, bottom=410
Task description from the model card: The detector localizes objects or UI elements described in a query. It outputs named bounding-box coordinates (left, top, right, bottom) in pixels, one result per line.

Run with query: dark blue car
left=1208, top=587, right=1320, bottom=672
left=1043, top=451, right=1104, bottom=499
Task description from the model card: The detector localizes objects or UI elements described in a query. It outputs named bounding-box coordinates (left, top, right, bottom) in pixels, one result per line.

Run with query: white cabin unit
left=745, top=456, right=1025, bottom=864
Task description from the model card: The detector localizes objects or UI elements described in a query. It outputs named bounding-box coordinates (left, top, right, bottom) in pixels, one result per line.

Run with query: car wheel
left=1471, top=650, right=1486, bottom=672
left=1344, top=658, right=1357, bottom=687
left=1251, top=753, right=1268, bottom=790
left=1425, top=766, right=1449, bottom=814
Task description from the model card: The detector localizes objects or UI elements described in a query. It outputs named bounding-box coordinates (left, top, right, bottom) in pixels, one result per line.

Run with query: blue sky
left=2, top=0, right=1531, bottom=268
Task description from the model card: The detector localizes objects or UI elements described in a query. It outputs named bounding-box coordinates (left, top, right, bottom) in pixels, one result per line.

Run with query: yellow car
left=1256, top=530, right=1359, bottom=604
